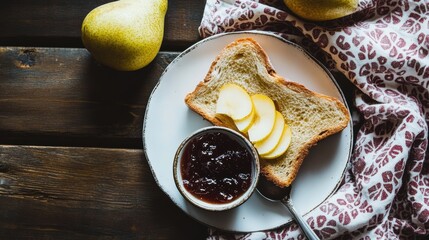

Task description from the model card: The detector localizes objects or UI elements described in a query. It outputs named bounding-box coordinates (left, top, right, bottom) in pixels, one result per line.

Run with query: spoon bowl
left=257, top=175, right=320, bottom=240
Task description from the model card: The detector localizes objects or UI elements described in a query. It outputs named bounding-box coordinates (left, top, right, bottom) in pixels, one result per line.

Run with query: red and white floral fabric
left=199, top=0, right=429, bottom=239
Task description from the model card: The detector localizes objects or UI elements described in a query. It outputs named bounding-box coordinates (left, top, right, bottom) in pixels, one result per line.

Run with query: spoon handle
left=282, top=198, right=320, bottom=240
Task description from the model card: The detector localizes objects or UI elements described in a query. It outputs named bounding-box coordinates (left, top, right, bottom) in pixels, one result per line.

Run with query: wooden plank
left=0, top=145, right=207, bottom=239
left=0, top=0, right=205, bottom=49
left=0, top=47, right=178, bottom=147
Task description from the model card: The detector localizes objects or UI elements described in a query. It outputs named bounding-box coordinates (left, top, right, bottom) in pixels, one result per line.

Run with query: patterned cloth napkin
left=198, top=0, right=429, bottom=239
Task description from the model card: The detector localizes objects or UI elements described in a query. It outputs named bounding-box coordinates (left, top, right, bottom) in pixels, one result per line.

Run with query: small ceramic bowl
left=173, top=126, right=260, bottom=211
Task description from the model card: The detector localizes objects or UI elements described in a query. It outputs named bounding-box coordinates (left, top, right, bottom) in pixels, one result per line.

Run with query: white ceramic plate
left=143, top=31, right=353, bottom=232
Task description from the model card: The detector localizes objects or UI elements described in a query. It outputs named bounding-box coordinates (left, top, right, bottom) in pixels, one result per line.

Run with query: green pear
left=284, top=0, right=357, bottom=21
left=81, top=0, right=167, bottom=71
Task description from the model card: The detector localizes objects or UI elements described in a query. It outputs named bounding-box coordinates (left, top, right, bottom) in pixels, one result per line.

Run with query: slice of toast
left=185, top=37, right=350, bottom=188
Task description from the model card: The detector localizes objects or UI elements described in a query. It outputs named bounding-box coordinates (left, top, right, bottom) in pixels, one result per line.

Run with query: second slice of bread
left=185, top=37, right=350, bottom=188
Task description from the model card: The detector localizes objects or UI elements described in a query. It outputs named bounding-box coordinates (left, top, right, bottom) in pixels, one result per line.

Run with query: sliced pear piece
left=248, top=94, right=276, bottom=143
left=234, top=106, right=255, bottom=133
left=254, top=111, right=285, bottom=155
left=262, top=123, right=292, bottom=160
left=215, top=83, right=253, bottom=121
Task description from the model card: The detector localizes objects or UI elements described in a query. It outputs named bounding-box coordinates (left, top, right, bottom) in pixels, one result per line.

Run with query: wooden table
left=0, top=1, right=209, bottom=239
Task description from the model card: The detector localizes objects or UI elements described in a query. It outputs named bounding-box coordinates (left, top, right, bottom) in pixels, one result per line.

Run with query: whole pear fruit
left=284, top=0, right=358, bottom=21
left=81, top=0, right=167, bottom=71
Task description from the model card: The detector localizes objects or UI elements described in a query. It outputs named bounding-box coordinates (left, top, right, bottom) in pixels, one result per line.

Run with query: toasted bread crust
left=185, top=37, right=350, bottom=188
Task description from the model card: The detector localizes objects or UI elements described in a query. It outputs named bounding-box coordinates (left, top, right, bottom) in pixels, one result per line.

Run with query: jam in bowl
left=173, top=126, right=260, bottom=211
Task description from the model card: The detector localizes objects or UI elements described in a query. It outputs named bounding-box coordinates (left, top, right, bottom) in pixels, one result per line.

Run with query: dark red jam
left=180, top=131, right=253, bottom=204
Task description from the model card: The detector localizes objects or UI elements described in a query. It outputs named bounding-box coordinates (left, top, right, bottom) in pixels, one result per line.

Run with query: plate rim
left=142, top=30, right=354, bottom=232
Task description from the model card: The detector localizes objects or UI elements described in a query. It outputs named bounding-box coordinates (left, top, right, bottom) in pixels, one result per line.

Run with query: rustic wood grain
left=0, top=47, right=180, bottom=148
left=0, top=1, right=215, bottom=238
left=0, top=145, right=208, bottom=239
left=0, top=0, right=205, bottom=50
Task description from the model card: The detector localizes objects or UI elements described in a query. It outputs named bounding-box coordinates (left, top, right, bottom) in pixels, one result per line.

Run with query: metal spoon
left=257, top=175, right=319, bottom=240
